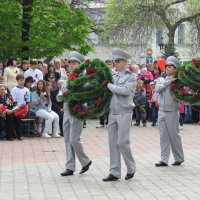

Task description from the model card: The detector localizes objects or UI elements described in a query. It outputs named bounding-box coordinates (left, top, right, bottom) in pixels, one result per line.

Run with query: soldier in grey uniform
left=155, top=56, right=184, bottom=167
left=103, top=48, right=137, bottom=182
left=57, top=51, right=92, bottom=176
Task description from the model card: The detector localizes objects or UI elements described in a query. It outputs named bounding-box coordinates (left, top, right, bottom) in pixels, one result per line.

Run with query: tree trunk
left=21, top=0, right=33, bottom=59
left=164, top=28, right=177, bottom=58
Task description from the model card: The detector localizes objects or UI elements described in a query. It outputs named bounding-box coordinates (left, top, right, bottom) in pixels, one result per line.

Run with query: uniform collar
left=118, top=70, right=126, bottom=76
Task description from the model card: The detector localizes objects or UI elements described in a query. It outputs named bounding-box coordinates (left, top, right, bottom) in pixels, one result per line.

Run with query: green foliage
left=0, top=0, right=92, bottom=60
left=104, top=0, right=200, bottom=55
left=170, top=58, right=200, bottom=105
left=67, top=58, right=113, bottom=120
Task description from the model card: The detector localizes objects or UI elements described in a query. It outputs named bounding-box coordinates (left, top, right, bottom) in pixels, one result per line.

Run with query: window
left=178, top=24, right=185, bottom=45
left=156, top=29, right=164, bottom=45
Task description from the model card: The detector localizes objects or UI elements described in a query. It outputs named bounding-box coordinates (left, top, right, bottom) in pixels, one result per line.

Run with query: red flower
left=69, top=73, right=78, bottom=80
left=192, top=92, right=199, bottom=97
left=96, top=96, right=103, bottom=106
left=179, top=91, right=187, bottom=96
left=86, top=68, right=96, bottom=77
left=192, top=58, right=197, bottom=62
left=14, top=107, right=28, bottom=118
left=81, top=107, right=89, bottom=116
left=62, top=91, right=68, bottom=97
left=72, top=104, right=81, bottom=112
left=170, top=84, right=178, bottom=90
left=85, top=59, right=90, bottom=65
left=102, top=80, right=108, bottom=86
left=179, top=70, right=184, bottom=76
left=6, top=109, right=12, bottom=115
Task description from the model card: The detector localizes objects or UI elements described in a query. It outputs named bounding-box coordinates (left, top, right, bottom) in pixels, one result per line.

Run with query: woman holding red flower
left=57, top=51, right=92, bottom=177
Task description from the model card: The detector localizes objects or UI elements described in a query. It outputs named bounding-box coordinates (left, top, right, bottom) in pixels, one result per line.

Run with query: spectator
left=11, top=74, right=30, bottom=140
left=4, top=57, right=21, bottom=90
left=24, top=59, right=43, bottom=86
left=19, top=60, right=29, bottom=74
left=131, top=64, right=140, bottom=77
left=133, top=80, right=147, bottom=126
left=54, top=59, right=68, bottom=80
left=179, top=102, right=184, bottom=130
left=45, top=63, right=60, bottom=82
left=32, top=80, right=60, bottom=138
left=45, top=72, right=57, bottom=91
left=0, top=84, right=15, bottom=140
left=149, top=81, right=158, bottom=126
left=51, top=80, right=64, bottom=136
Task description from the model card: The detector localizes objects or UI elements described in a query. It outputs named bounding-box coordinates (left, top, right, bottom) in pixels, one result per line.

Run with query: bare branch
left=165, top=0, right=187, bottom=10
left=174, top=12, right=200, bottom=28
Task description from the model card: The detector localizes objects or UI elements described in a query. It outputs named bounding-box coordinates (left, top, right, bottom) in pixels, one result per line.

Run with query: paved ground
left=0, top=120, right=200, bottom=200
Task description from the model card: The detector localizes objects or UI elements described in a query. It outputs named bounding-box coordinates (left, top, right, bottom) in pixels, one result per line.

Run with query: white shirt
left=24, top=68, right=43, bottom=85
left=11, top=86, right=30, bottom=104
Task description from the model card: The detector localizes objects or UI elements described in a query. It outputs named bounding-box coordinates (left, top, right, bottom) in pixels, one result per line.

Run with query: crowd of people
left=0, top=54, right=200, bottom=141
left=0, top=49, right=200, bottom=182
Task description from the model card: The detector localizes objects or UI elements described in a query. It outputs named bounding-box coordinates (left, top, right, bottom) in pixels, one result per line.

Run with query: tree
left=104, top=0, right=200, bottom=57
left=0, top=0, right=92, bottom=60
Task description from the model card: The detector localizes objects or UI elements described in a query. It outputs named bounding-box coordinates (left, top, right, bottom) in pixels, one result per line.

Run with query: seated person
left=32, top=80, right=60, bottom=138
left=0, top=84, right=15, bottom=140
left=11, top=74, right=30, bottom=140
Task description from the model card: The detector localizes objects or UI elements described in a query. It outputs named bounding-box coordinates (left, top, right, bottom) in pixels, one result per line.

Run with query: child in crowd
left=11, top=74, right=30, bottom=140
left=149, top=81, right=158, bottom=126
left=179, top=102, right=185, bottom=130
left=133, top=80, right=147, bottom=126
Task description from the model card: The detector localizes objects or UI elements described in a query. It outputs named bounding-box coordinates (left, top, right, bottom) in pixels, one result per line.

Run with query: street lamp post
left=158, top=37, right=168, bottom=51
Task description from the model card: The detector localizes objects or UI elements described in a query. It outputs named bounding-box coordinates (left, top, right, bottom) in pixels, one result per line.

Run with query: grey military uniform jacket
left=107, top=71, right=137, bottom=114
left=155, top=76, right=179, bottom=112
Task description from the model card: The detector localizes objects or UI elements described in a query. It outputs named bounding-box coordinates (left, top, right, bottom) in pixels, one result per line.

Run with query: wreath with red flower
left=170, top=57, right=200, bottom=105
left=67, top=58, right=113, bottom=120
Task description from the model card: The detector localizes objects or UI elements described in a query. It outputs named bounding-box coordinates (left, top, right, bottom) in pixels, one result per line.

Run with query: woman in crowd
left=32, top=80, right=60, bottom=138
left=3, top=57, right=21, bottom=90
left=19, top=60, right=29, bottom=74
left=54, top=59, right=67, bottom=80
left=45, top=63, right=60, bottom=82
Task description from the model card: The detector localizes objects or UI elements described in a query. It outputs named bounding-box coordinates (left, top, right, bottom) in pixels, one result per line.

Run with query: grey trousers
left=63, top=111, right=90, bottom=171
left=108, top=113, right=136, bottom=178
left=158, top=110, right=184, bottom=164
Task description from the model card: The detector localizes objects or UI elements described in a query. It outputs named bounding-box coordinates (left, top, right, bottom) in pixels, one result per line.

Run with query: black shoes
left=143, top=123, right=147, bottom=127
left=102, top=174, right=119, bottom=182
left=80, top=161, right=92, bottom=174
left=155, top=161, right=168, bottom=167
left=151, top=123, right=156, bottom=126
left=134, top=123, right=140, bottom=126
left=61, top=169, right=74, bottom=176
left=6, top=137, right=13, bottom=141
left=125, top=172, right=135, bottom=180
left=172, top=161, right=184, bottom=166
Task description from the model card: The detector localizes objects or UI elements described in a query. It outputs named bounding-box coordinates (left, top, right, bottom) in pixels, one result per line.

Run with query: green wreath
left=170, top=58, right=200, bottom=105
left=67, top=58, right=113, bottom=120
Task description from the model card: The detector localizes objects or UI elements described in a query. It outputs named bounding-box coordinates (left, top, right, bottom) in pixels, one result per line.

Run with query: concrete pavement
left=0, top=120, right=200, bottom=200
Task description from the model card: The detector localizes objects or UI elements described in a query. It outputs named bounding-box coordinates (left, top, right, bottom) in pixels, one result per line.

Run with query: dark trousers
left=0, top=118, right=6, bottom=138
left=59, top=114, right=63, bottom=134
left=135, top=106, right=146, bottom=124
left=99, top=112, right=109, bottom=125
left=179, top=113, right=184, bottom=126
left=151, top=102, right=158, bottom=124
